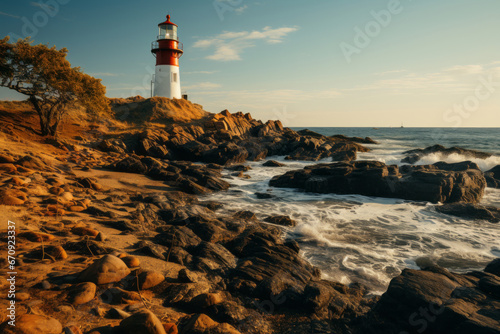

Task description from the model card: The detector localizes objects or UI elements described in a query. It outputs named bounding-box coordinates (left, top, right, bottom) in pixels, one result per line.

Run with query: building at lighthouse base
left=154, top=65, right=181, bottom=99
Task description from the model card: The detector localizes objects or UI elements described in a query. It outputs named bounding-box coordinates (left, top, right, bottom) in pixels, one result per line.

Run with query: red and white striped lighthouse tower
left=151, top=15, right=183, bottom=98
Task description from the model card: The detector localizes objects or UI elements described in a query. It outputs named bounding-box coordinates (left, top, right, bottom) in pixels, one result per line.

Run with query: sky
left=1, top=0, right=500, bottom=127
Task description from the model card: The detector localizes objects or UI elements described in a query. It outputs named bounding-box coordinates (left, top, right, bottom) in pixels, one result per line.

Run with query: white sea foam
left=413, top=152, right=500, bottom=171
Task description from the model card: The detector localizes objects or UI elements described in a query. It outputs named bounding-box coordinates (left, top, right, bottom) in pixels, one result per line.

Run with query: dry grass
left=110, top=96, right=208, bottom=125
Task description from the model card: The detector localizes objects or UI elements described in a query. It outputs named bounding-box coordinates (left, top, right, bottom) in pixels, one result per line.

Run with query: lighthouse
left=151, top=15, right=183, bottom=99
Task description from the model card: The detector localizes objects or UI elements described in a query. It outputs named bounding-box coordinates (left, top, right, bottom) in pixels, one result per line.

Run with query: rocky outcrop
left=402, top=145, right=492, bottom=164
left=485, top=165, right=500, bottom=188
left=435, top=203, right=500, bottom=223
left=95, top=110, right=372, bottom=165
left=329, top=134, right=378, bottom=144
left=269, top=161, right=487, bottom=203
left=357, top=260, right=500, bottom=334
left=108, top=156, right=230, bottom=195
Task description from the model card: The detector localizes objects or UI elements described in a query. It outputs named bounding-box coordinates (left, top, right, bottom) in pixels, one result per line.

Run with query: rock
left=179, top=314, right=218, bottom=334
left=118, top=310, right=166, bottom=334
left=330, top=134, right=378, bottom=144
left=77, top=254, right=131, bottom=285
left=18, top=231, right=54, bottom=242
left=96, top=231, right=107, bottom=241
left=255, top=192, right=274, bottom=199
left=270, top=161, right=487, bottom=204
left=192, top=241, right=237, bottom=272
left=0, top=314, right=62, bottom=334
left=155, top=225, right=202, bottom=250
left=163, top=282, right=211, bottom=306
left=76, top=177, right=102, bottom=191
left=16, top=292, right=30, bottom=301
left=402, top=145, right=492, bottom=164
left=485, top=259, right=500, bottom=276
left=263, top=160, right=285, bottom=167
left=121, top=255, right=140, bottom=268
left=63, top=325, right=83, bottom=334
left=112, top=156, right=148, bottom=174
left=361, top=262, right=500, bottom=334
left=227, top=164, right=252, bottom=171
left=0, top=163, right=17, bottom=173
left=478, top=275, right=500, bottom=299
left=435, top=203, right=500, bottom=223
left=49, top=245, right=68, bottom=260
left=0, top=153, right=15, bottom=163
left=203, top=142, right=249, bottom=165
left=178, top=268, right=197, bottom=283
left=135, top=240, right=168, bottom=260
left=97, top=139, right=128, bottom=154
left=71, top=226, right=99, bottom=237
left=103, top=287, right=142, bottom=304
left=188, top=292, right=225, bottom=309
left=16, top=155, right=49, bottom=170
left=264, top=215, right=297, bottom=227
left=136, top=270, right=165, bottom=290
left=233, top=211, right=257, bottom=221
left=485, top=165, right=500, bottom=188
left=163, top=323, right=178, bottom=334
left=0, top=189, right=28, bottom=205
left=228, top=226, right=320, bottom=301
left=67, top=282, right=97, bottom=305
left=433, top=161, right=481, bottom=171
left=107, top=307, right=131, bottom=319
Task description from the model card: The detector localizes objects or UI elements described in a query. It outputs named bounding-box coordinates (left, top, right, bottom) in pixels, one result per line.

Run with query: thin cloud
left=183, top=82, right=222, bottom=90
left=0, top=11, right=21, bottom=19
left=195, top=88, right=341, bottom=101
left=193, top=26, right=299, bottom=61
left=184, top=71, right=218, bottom=75
left=235, top=5, right=248, bottom=14
left=30, top=2, right=56, bottom=11
left=348, top=63, right=499, bottom=95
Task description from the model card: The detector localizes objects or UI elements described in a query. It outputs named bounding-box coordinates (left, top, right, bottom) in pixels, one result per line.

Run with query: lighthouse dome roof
left=158, top=15, right=178, bottom=27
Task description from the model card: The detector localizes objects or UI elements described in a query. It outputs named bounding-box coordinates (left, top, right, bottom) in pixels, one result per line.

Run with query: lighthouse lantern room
left=151, top=15, right=183, bottom=99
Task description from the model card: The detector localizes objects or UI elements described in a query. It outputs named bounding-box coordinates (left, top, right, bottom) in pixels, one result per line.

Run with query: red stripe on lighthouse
left=154, top=40, right=182, bottom=66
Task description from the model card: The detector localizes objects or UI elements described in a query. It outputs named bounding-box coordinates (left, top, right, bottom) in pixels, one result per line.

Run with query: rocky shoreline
left=0, top=98, right=499, bottom=333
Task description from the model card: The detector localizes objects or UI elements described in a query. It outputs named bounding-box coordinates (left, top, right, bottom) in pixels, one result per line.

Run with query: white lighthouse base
left=153, top=65, right=181, bottom=99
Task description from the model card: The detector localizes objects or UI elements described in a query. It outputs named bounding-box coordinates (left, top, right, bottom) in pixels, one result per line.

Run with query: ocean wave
left=412, top=152, right=500, bottom=171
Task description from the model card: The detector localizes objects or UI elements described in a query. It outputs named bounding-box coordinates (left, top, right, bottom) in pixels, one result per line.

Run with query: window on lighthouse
left=159, top=24, right=177, bottom=40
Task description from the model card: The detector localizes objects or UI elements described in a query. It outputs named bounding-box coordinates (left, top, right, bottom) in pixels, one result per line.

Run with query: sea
left=205, top=127, right=500, bottom=294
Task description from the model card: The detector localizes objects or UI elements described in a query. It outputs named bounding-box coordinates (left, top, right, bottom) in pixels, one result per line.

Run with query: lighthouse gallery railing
left=151, top=41, right=184, bottom=52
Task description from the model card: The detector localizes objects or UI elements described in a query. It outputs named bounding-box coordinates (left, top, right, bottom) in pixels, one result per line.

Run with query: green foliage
left=0, top=36, right=110, bottom=136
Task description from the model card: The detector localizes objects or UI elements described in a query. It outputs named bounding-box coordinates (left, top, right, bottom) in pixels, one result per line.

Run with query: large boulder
left=117, top=310, right=166, bottom=334
left=77, top=254, right=131, bottom=285
left=361, top=261, right=500, bottom=334
left=270, top=161, right=486, bottom=204
left=0, top=314, right=62, bottom=334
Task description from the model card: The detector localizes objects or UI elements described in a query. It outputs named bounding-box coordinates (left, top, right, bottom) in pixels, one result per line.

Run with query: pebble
left=67, top=282, right=97, bottom=305
left=107, top=307, right=131, bottom=319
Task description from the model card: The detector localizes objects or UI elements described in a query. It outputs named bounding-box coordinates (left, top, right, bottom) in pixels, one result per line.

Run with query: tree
left=0, top=36, right=110, bottom=136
